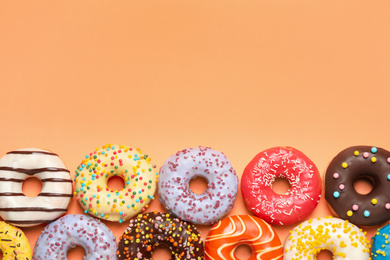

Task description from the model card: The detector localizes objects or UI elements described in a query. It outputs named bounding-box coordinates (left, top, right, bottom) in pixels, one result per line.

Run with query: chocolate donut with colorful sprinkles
left=325, top=145, right=390, bottom=226
left=117, top=211, right=204, bottom=260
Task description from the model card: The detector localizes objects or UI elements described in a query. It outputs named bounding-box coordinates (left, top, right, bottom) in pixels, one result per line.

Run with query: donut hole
left=316, top=249, right=333, bottom=260
left=67, top=245, right=86, bottom=259
left=22, top=176, right=42, bottom=197
left=272, top=177, right=291, bottom=195
left=234, top=244, right=252, bottom=260
left=152, top=245, right=172, bottom=259
left=107, top=176, right=125, bottom=191
left=189, top=176, right=208, bottom=194
left=354, top=176, right=375, bottom=195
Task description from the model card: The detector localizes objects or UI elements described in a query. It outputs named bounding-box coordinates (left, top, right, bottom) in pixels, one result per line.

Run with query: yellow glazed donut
left=74, top=144, right=158, bottom=223
left=0, top=221, right=32, bottom=259
left=284, top=216, right=371, bottom=260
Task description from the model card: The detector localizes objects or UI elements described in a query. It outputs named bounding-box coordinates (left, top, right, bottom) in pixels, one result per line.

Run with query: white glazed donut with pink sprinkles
left=33, top=214, right=117, bottom=260
left=158, top=146, right=239, bottom=225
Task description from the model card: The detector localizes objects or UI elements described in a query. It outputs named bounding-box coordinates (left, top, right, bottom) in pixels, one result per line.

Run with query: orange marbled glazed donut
left=205, top=215, right=283, bottom=260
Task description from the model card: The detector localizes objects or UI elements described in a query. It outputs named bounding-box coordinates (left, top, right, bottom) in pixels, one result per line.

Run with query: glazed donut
left=205, top=215, right=283, bottom=260
left=33, top=214, right=117, bottom=260
left=158, top=146, right=239, bottom=225
left=74, top=144, right=158, bottom=223
left=117, top=211, right=204, bottom=260
left=241, top=146, right=321, bottom=225
left=325, top=146, right=390, bottom=226
left=284, top=217, right=371, bottom=260
left=371, top=222, right=390, bottom=259
left=0, top=148, right=72, bottom=227
left=0, top=221, right=32, bottom=260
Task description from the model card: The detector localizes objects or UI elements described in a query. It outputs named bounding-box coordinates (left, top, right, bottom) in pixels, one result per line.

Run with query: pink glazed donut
left=241, top=146, right=321, bottom=225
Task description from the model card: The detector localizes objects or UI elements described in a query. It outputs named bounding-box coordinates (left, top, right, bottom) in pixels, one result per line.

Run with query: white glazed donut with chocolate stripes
left=0, top=148, right=72, bottom=227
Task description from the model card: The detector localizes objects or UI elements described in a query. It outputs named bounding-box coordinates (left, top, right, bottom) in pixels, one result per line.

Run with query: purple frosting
left=158, top=146, right=239, bottom=225
left=33, top=214, right=117, bottom=260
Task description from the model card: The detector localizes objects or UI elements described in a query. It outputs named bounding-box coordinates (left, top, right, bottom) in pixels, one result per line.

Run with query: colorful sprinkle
left=116, top=212, right=204, bottom=260
left=333, top=173, right=340, bottom=179
left=354, top=150, right=359, bottom=156
left=352, top=204, right=359, bottom=211
left=364, top=210, right=370, bottom=217
left=342, top=162, right=348, bottom=168
left=371, top=147, right=378, bottom=154
left=363, top=152, right=369, bottom=159
left=371, top=157, right=377, bottom=163
left=74, top=144, right=159, bottom=222
left=372, top=198, right=378, bottom=205
left=333, top=191, right=340, bottom=198
left=339, top=184, right=345, bottom=190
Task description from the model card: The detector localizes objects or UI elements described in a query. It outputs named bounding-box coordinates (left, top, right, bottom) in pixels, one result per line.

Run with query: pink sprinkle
left=333, top=173, right=339, bottom=179
left=363, top=152, right=369, bottom=158
left=339, top=184, right=345, bottom=190
left=387, top=157, right=390, bottom=163
left=352, top=204, right=359, bottom=211
left=386, top=203, right=390, bottom=210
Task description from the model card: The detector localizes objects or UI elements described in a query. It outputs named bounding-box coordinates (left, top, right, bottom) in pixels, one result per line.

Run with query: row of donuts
left=1, top=144, right=389, bottom=228
left=1, top=210, right=389, bottom=260
left=0, top=144, right=389, bottom=259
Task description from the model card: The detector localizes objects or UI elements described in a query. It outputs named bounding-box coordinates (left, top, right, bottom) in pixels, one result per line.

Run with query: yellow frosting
left=0, top=221, right=32, bottom=259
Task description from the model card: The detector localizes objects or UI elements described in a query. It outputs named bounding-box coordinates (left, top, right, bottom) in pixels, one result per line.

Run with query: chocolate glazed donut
left=117, top=211, right=204, bottom=260
left=325, top=146, right=390, bottom=226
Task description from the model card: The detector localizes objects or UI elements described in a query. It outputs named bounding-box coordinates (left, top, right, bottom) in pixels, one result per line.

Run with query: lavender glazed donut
left=33, top=214, right=117, bottom=260
left=158, top=146, right=239, bottom=225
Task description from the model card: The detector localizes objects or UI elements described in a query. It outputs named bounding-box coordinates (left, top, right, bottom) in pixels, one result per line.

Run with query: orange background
left=1, top=0, right=390, bottom=259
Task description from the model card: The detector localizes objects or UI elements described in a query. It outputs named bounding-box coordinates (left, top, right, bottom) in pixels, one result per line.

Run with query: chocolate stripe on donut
left=40, top=178, right=73, bottom=183
left=0, top=178, right=24, bottom=183
left=0, top=193, right=25, bottom=196
left=6, top=151, right=59, bottom=156
left=38, top=193, right=73, bottom=197
left=0, top=192, right=72, bottom=197
left=0, top=167, right=70, bottom=175
left=0, top=207, right=67, bottom=212
left=0, top=177, right=72, bottom=183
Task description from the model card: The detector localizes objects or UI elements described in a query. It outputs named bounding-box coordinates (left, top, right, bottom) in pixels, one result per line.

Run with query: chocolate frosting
left=325, top=146, right=390, bottom=226
left=117, top=211, right=204, bottom=260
